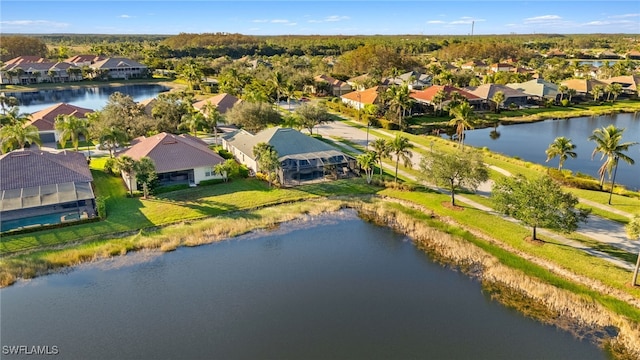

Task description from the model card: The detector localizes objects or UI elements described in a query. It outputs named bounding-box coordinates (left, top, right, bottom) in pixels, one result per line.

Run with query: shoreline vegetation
left=2, top=197, right=640, bottom=358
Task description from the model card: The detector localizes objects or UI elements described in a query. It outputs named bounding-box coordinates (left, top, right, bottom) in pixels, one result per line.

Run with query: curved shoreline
left=0, top=79, right=185, bottom=94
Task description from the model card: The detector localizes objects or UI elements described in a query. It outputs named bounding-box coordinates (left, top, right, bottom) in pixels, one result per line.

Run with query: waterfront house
left=603, top=75, right=640, bottom=96
left=26, top=103, right=94, bottom=145
left=0, top=149, right=96, bottom=233
left=560, top=78, right=609, bottom=99
left=117, top=132, right=225, bottom=191
left=1, top=56, right=82, bottom=85
left=89, top=57, right=149, bottom=80
left=222, top=127, right=356, bottom=186
left=192, top=93, right=241, bottom=114
left=465, top=84, right=529, bottom=109
left=506, top=79, right=559, bottom=101
left=410, top=85, right=483, bottom=110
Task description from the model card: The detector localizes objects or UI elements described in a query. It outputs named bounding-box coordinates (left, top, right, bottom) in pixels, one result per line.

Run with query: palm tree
left=179, top=62, right=203, bottom=91
left=179, top=110, right=206, bottom=136
left=0, top=123, right=42, bottom=153
left=448, top=102, right=475, bottom=148
left=0, top=95, right=19, bottom=115
left=371, top=138, right=391, bottom=178
left=356, top=151, right=377, bottom=184
left=99, top=126, right=129, bottom=158
left=386, top=85, right=412, bottom=130
left=283, top=83, right=296, bottom=111
left=545, top=137, right=577, bottom=170
left=270, top=71, right=286, bottom=107
left=609, top=83, right=623, bottom=103
left=567, top=88, right=577, bottom=103
left=200, top=101, right=224, bottom=145
left=54, top=114, right=89, bottom=151
left=1, top=107, right=30, bottom=126
left=557, top=85, right=568, bottom=102
left=389, top=134, right=413, bottom=182
left=590, top=84, right=604, bottom=101
left=491, top=91, right=505, bottom=113
left=116, top=155, right=137, bottom=197
left=589, top=125, right=638, bottom=190
left=432, top=89, right=447, bottom=116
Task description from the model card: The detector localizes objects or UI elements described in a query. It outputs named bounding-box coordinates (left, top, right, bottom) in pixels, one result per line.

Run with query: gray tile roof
left=0, top=149, right=93, bottom=191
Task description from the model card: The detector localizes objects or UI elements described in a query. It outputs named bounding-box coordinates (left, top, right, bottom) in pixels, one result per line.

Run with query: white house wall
left=193, top=166, right=226, bottom=184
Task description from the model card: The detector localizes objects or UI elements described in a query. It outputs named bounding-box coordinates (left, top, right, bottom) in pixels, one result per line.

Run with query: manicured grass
left=567, top=188, right=640, bottom=216
left=378, top=187, right=640, bottom=302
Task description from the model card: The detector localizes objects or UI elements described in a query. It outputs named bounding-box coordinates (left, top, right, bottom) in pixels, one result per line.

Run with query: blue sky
left=1, top=1, right=639, bottom=35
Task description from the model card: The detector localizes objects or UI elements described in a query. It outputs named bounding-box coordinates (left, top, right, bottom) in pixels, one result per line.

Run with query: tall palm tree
left=0, top=95, right=19, bottom=115
left=179, top=110, right=206, bottom=136
left=99, top=126, right=129, bottom=158
left=0, top=123, right=42, bottom=153
left=270, top=71, right=286, bottom=107
left=371, top=138, right=391, bottom=178
left=545, top=136, right=577, bottom=170
left=0, top=107, right=30, bottom=126
left=386, top=85, right=412, bottom=130
left=557, top=85, right=568, bottom=102
left=567, top=88, right=577, bottom=103
left=491, top=91, right=505, bottom=113
left=589, top=125, right=638, bottom=189
left=200, top=101, right=224, bottom=145
left=448, top=102, right=475, bottom=148
left=432, top=89, right=447, bottom=116
left=591, top=84, right=604, bottom=101
left=54, top=114, right=89, bottom=151
left=283, top=83, right=296, bottom=111
left=609, top=83, right=623, bottom=103
left=389, top=134, right=413, bottom=183
left=356, top=151, right=377, bottom=184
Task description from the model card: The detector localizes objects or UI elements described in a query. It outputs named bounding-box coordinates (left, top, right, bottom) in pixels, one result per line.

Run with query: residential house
left=625, top=51, right=640, bottom=60
left=603, top=75, right=640, bottom=96
left=117, top=132, right=225, bottom=191
left=340, top=86, right=383, bottom=110
left=0, top=149, right=96, bottom=233
left=192, top=93, right=241, bottom=114
left=506, top=79, right=559, bottom=101
left=347, top=73, right=374, bottom=91
left=489, top=63, right=514, bottom=73
left=545, top=49, right=567, bottom=58
left=1, top=57, right=82, bottom=84
left=560, top=78, right=609, bottom=98
left=598, top=51, right=620, bottom=59
left=409, top=85, right=483, bottom=110
left=89, top=57, right=149, bottom=80
left=461, top=60, right=488, bottom=71
left=65, top=55, right=105, bottom=67
left=138, top=98, right=158, bottom=116
left=465, top=84, right=529, bottom=109
left=313, top=75, right=352, bottom=96
left=27, top=103, right=94, bottom=144
left=222, top=127, right=356, bottom=186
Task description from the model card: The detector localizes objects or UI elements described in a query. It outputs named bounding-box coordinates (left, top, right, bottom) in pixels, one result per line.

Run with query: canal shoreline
left=2, top=197, right=639, bottom=358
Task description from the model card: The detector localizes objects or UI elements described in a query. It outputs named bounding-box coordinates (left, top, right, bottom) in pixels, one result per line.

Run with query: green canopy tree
left=225, top=101, right=281, bottom=134
left=55, top=114, right=89, bottom=151
left=625, top=215, right=640, bottom=287
left=545, top=136, right=577, bottom=170
left=0, top=123, right=41, bottom=153
left=492, top=175, right=590, bottom=240
left=420, top=150, right=488, bottom=206
left=389, top=134, right=413, bottom=183
left=115, top=155, right=137, bottom=197
left=253, top=142, right=280, bottom=187
left=133, top=157, right=157, bottom=199
left=295, top=103, right=333, bottom=135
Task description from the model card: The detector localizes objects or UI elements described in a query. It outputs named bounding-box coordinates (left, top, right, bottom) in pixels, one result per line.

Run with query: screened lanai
left=278, top=150, right=356, bottom=185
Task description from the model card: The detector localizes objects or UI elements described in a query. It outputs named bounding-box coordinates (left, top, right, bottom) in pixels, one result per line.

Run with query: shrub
left=104, top=158, right=116, bottom=175
left=378, top=119, right=400, bottom=130
left=198, top=179, right=225, bottom=186
left=217, top=148, right=234, bottom=159
left=96, top=196, right=107, bottom=219
left=561, top=99, right=570, bottom=107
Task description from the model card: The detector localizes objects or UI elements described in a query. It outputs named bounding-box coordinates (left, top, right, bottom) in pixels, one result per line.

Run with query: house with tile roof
left=489, top=63, right=515, bottom=73
left=410, top=85, right=483, bottom=109
left=465, top=84, right=529, bottom=108
left=222, top=127, right=355, bottom=186
left=340, top=86, right=383, bottom=110
left=560, top=78, right=609, bottom=98
left=506, top=79, right=559, bottom=101
left=1, top=58, right=82, bottom=85
left=313, top=75, right=352, bottom=96
left=117, top=132, right=225, bottom=191
left=27, top=103, right=94, bottom=144
left=89, top=57, right=149, bottom=80
left=603, top=75, right=640, bottom=96
left=192, top=93, right=241, bottom=114
left=0, top=149, right=96, bottom=233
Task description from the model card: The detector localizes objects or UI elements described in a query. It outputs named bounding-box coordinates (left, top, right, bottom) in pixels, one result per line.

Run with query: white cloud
left=271, top=19, right=290, bottom=23
left=428, top=17, right=485, bottom=25
left=584, top=21, right=610, bottom=26
left=286, top=22, right=298, bottom=26
left=427, top=20, right=446, bottom=24
left=307, top=15, right=350, bottom=23
left=119, top=14, right=133, bottom=18
left=608, top=13, right=640, bottom=18
left=252, top=19, right=268, bottom=23
left=0, top=19, right=69, bottom=28
left=524, top=15, right=562, bottom=23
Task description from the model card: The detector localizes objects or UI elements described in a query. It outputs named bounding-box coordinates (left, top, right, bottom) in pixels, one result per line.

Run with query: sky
left=1, top=1, right=639, bottom=36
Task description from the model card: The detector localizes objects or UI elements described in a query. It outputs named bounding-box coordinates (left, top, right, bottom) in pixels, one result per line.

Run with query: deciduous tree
left=295, top=103, right=332, bottom=135
left=226, top=101, right=281, bottom=133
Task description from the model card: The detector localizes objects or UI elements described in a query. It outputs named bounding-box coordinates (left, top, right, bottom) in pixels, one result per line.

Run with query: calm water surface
left=2, top=84, right=169, bottom=113
left=0, top=211, right=607, bottom=360
left=462, top=113, right=640, bottom=190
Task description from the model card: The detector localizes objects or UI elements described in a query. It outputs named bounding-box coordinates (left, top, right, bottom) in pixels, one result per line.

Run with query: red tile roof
left=192, top=93, right=241, bottom=114
left=340, top=86, right=381, bottom=104
left=314, top=74, right=349, bottom=88
left=4, top=56, right=48, bottom=66
left=119, top=133, right=224, bottom=173
left=27, top=103, right=94, bottom=131
left=410, top=85, right=480, bottom=103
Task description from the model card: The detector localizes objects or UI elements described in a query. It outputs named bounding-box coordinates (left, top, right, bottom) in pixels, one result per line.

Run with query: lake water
left=0, top=211, right=607, bottom=360
left=462, top=113, right=640, bottom=191
left=2, top=84, right=170, bottom=113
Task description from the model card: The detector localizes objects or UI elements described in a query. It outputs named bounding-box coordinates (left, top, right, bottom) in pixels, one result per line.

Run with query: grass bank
left=0, top=77, right=183, bottom=93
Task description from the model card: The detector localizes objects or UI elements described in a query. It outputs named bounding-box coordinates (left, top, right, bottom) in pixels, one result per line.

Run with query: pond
left=461, top=113, right=640, bottom=191
left=0, top=211, right=607, bottom=360
left=2, top=84, right=170, bottom=113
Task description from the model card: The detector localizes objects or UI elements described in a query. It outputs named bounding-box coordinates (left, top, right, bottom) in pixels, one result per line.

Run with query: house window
left=205, top=167, right=215, bottom=177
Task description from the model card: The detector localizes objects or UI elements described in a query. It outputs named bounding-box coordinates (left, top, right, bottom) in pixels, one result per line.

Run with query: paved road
left=315, top=119, right=638, bottom=269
